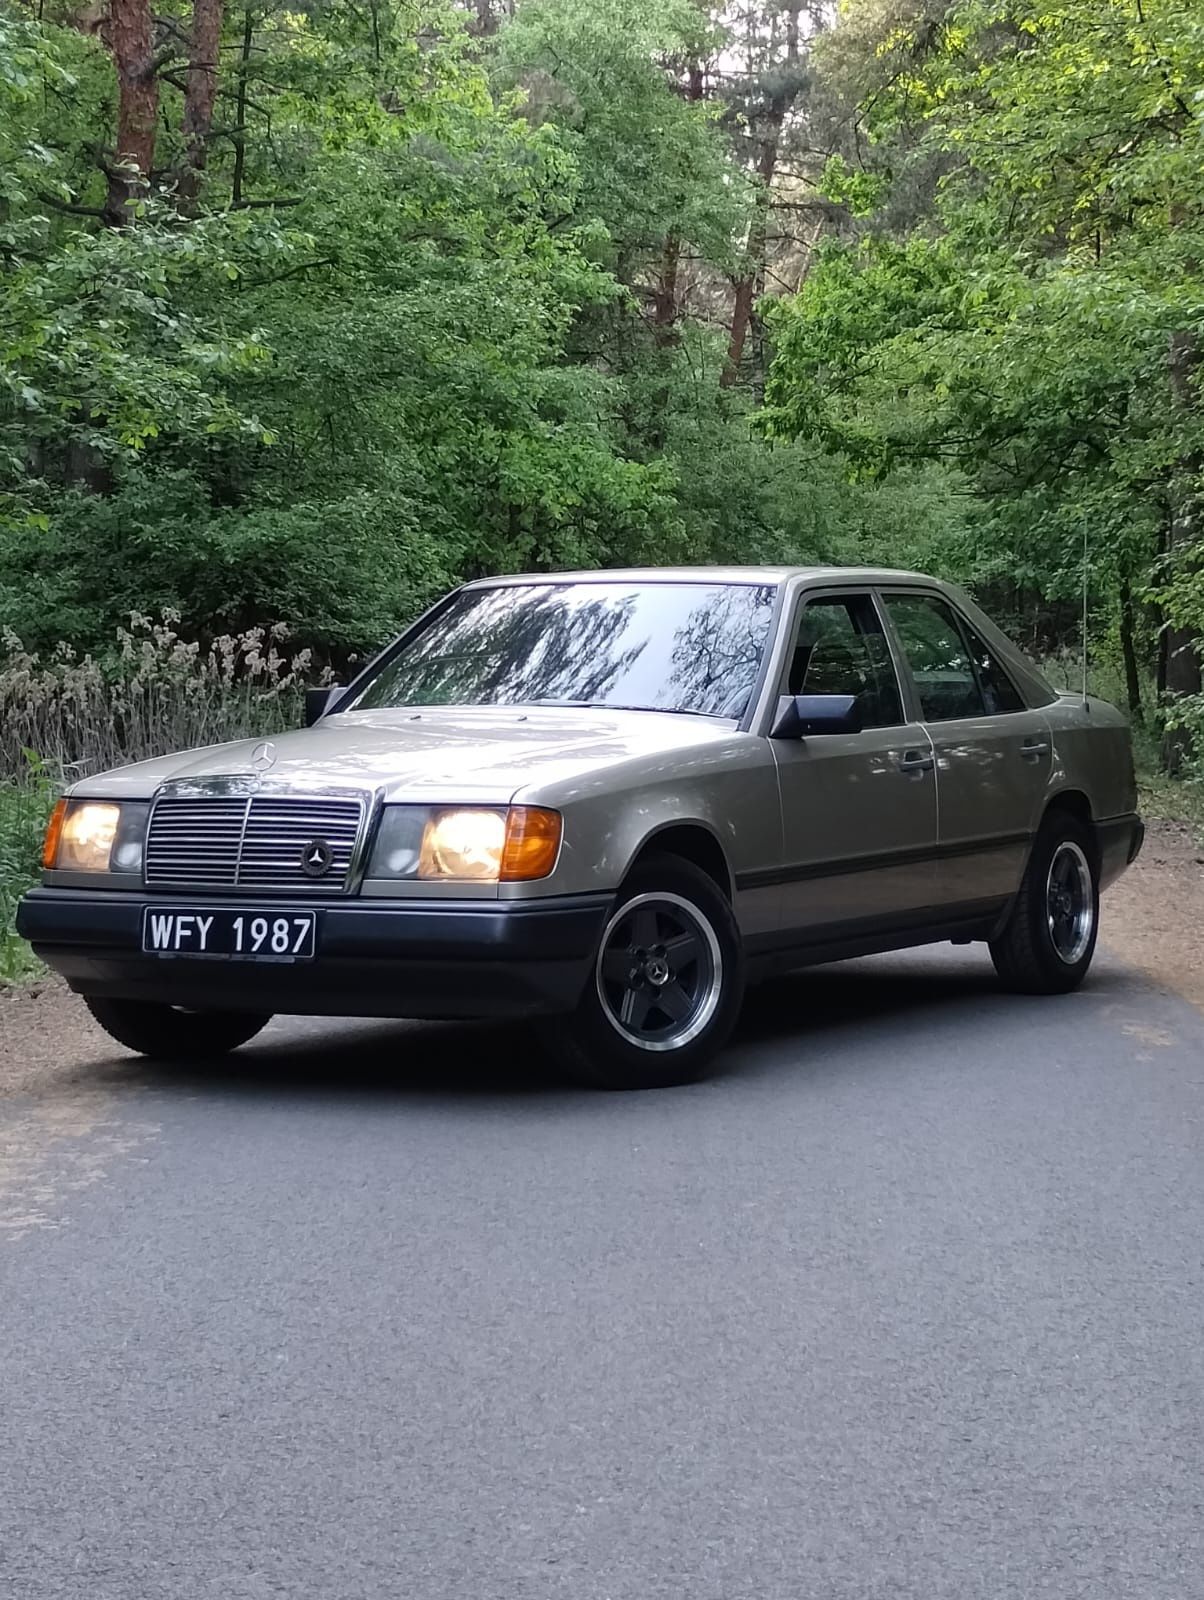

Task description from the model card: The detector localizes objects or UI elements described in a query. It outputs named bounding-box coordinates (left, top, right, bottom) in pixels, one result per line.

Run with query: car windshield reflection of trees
left=666, top=587, right=776, bottom=717
left=349, top=584, right=777, bottom=718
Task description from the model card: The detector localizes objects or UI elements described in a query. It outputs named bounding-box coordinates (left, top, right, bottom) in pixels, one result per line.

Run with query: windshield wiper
left=522, top=699, right=720, bottom=718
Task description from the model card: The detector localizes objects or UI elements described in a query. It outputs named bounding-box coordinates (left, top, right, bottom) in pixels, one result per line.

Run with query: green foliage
left=0, top=0, right=894, bottom=663
left=818, top=154, right=887, bottom=218
left=766, top=0, right=1204, bottom=754
left=0, top=758, right=54, bottom=986
left=0, top=1, right=702, bottom=657
left=499, top=0, right=746, bottom=274
left=12, top=0, right=1194, bottom=766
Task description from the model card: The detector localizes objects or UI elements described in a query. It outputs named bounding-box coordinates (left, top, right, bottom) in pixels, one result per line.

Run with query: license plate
left=141, top=908, right=316, bottom=961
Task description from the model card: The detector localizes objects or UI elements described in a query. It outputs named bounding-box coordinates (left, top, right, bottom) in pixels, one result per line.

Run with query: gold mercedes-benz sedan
left=19, top=567, right=1142, bottom=1088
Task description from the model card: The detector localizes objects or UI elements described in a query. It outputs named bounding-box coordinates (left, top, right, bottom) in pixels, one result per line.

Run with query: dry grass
left=0, top=614, right=331, bottom=983
left=0, top=612, right=328, bottom=784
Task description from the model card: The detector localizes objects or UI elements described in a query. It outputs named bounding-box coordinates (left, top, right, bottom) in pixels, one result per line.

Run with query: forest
left=0, top=0, right=1201, bottom=785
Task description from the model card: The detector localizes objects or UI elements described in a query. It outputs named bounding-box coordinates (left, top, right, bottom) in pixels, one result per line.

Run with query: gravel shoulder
left=0, top=975, right=111, bottom=1100
left=1098, top=816, right=1204, bottom=1012
left=3, top=816, right=1202, bottom=1101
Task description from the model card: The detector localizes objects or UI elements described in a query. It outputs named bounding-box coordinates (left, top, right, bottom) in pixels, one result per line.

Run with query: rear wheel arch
left=624, top=823, right=733, bottom=901
left=1041, top=789, right=1101, bottom=865
left=990, top=806, right=1099, bottom=994
left=1043, top=788, right=1092, bottom=827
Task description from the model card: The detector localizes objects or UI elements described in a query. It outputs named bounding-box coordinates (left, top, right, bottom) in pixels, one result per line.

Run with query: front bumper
left=16, top=888, right=612, bottom=1020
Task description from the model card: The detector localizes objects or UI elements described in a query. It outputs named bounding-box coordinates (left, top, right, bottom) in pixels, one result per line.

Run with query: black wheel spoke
left=656, top=980, right=693, bottom=1024
left=630, top=905, right=659, bottom=951
left=620, top=986, right=653, bottom=1031
left=596, top=892, right=722, bottom=1049
left=662, top=931, right=701, bottom=971
left=601, top=946, right=634, bottom=985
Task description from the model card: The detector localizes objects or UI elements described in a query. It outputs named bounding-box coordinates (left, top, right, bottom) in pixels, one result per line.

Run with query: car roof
left=461, top=565, right=938, bottom=588
left=453, top=565, right=1058, bottom=711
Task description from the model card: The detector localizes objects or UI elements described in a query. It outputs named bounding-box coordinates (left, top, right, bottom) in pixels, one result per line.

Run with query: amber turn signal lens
left=42, top=798, right=67, bottom=870
left=500, top=806, right=562, bottom=882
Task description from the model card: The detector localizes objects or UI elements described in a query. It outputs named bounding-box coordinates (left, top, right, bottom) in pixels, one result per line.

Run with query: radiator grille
left=145, top=795, right=365, bottom=894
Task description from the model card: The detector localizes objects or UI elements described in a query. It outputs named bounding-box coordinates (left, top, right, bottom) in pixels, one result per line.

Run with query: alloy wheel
left=1045, top=840, right=1095, bottom=965
left=595, top=891, right=723, bottom=1052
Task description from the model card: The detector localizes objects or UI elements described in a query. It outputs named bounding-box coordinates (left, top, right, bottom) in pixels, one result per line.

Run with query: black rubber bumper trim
left=1095, top=812, right=1144, bottom=865
left=16, top=888, right=614, bottom=1021
left=16, top=887, right=613, bottom=962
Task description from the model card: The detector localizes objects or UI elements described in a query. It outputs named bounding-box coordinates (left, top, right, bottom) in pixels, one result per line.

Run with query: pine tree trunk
left=1118, top=576, right=1142, bottom=723
left=721, top=3, right=802, bottom=388
left=103, top=0, right=158, bottom=225
left=1162, top=329, right=1202, bottom=774
left=178, top=0, right=225, bottom=211
left=652, top=61, right=702, bottom=349
left=723, top=274, right=758, bottom=385
left=652, top=234, right=681, bottom=347
left=470, top=0, right=498, bottom=37
left=230, top=6, right=253, bottom=207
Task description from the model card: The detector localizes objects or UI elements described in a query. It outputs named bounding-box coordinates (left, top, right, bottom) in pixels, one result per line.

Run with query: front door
left=770, top=591, right=939, bottom=943
left=881, top=591, right=1053, bottom=915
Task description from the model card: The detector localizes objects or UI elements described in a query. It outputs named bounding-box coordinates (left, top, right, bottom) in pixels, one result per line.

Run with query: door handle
left=1020, top=739, right=1050, bottom=760
left=899, top=749, right=935, bottom=775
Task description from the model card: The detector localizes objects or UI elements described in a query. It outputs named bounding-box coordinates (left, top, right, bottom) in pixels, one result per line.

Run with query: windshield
left=344, top=581, right=778, bottom=719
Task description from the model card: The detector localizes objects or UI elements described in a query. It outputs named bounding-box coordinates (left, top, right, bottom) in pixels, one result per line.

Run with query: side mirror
left=770, top=693, right=862, bottom=739
left=304, top=686, right=346, bottom=728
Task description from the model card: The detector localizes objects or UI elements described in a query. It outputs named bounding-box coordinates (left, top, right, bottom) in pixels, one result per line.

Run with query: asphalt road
left=3, top=945, right=1202, bottom=1600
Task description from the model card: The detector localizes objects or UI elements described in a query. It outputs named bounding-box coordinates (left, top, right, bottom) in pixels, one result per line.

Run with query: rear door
left=880, top=590, right=1052, bottom=915
left=769, top=590, right=939, bottom=942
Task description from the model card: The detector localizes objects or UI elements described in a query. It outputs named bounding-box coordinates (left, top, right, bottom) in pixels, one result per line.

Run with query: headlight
left=58, top=802, right=120, bottom=872
left=44, top=799, right=148, bottom=874
left=368, top=805, right=562, bottom=883
left=420, top=808, right=507, bottom=881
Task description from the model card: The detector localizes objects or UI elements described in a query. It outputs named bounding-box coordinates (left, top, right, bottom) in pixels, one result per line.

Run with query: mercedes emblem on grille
left=300, top=839, right=334, bottom=878
left=250, top=741, right=277, bottom=773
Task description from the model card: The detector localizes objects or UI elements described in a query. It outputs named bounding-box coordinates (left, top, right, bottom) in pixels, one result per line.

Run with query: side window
left=786, top=595, right=903, bottom=729
left=884, top=594, right=986, bottom=722
left=960, top=620, right=1026, bottom=714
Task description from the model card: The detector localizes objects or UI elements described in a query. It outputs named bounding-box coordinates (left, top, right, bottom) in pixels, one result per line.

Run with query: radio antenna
left=1081, top=521, right=1090, bottom=710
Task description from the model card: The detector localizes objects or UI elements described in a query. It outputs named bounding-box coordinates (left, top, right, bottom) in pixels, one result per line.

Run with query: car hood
left=76, top=705, right=737, bottom=802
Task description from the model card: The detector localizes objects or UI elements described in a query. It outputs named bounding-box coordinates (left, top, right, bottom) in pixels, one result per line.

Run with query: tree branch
left=37, top=192, right=107, bottom=218
left=229, top=195, right=303, bottom=209
left=241, top=256, right=338, bottom=289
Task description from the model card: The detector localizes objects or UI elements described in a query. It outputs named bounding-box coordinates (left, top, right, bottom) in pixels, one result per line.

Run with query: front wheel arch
left=545, top=853, right=745, bottom=1089
left=621, top=822, right=734, bottom=902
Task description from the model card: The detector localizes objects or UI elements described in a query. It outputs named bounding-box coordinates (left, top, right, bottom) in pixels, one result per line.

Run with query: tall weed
left=0, top=612, right=330, bottom=783
left=0, top=615, right=331, bottom=982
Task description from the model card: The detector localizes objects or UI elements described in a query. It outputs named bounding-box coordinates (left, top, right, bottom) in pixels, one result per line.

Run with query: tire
left=546, top=854, right=745, bottom=1090
left=989, top=812, right=1100, bottom=995
left=84, top=997, right=271, bottom=1060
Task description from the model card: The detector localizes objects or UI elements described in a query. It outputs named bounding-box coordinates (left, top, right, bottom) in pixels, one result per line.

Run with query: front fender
left=504, top=738, right=784, bottom=942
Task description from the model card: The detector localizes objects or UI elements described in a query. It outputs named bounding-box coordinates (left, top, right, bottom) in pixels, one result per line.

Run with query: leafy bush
left=0, top=476, right=454, bottom=662
left=0, top=759, right=55, bottom=985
